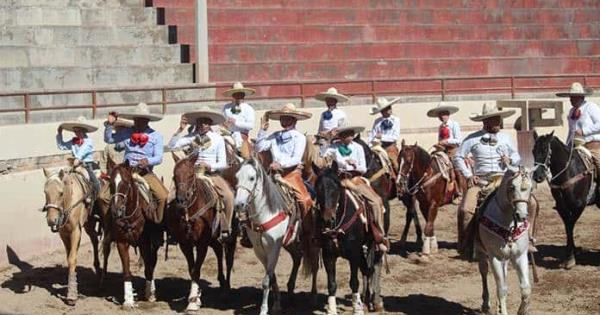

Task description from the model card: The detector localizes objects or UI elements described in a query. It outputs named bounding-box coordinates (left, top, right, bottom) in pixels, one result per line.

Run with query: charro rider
left=102, top=103, right=169, bottom=224
left=222, top=82, right=256, bottom=158
left=368, top=97, right=402, bottom=171
left=168, top=107, right=235, bottom=240
left=56, top=116, right=101, bottom=199
left=325, top=126, right=389, bottom=252
left=101, top=114, right=133, bottom=171
left=454, top=103, right=520, bottom=255
left=316, top=87, right=350, bottom=145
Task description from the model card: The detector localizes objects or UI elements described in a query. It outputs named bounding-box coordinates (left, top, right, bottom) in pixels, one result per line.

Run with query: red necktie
left=72, top=137, right=84, bottom=146
left=439, top=125, right=450, bottom=140
left=130, top=133, right=149, bottom=147
left=571, top=108, right=581, bottom=120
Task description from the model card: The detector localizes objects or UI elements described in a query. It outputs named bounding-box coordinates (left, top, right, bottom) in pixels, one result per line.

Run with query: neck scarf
left=72, top=136, right=84, bottom=146
left=338, top=144, right=352, bottom=156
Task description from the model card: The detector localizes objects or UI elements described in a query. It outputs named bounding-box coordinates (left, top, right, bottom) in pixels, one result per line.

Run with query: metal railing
left=1, top=74, right=598, bottom=123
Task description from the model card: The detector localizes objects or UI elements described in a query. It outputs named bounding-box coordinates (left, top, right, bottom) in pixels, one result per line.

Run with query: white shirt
left=439, top=119, right=462, bottom=145
left=318, top=108, right=348, bottom=133
left=368, top=115, right=400, bottom=143
left=256, top=128, right=306, bottom=169
left=454, top=130, right=520, bottom=178
left=324, top=141, right=367, bottom=174
left=168, top=130, right=227, bottom=171
left=567, top=100, right=600, bottom=144
left=223, top=102, right=255, bottom=148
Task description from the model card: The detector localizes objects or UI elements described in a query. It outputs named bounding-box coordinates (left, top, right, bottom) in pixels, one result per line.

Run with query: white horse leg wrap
left=422, top=236, right=431, bottom=255
left=145, top=279, right=156, bottom=302
left=326, top=296, right=338, bottom=315
left=186, top=281, right=202, bottom=311
left=430, top=236, right=438, bottom=254
left=352, top=293, right=364, bottom=315
left=123, top=281, right=135, bottom=306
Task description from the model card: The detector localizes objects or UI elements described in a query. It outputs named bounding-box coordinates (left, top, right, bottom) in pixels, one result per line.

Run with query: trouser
left=208, top=174, right=234, bottom=234
left=83, top=162, right=100, bottom=196
left=282, top=169, right=314, bottom=216
left=240, top=133, right=252, bottom=159
left=341, top=177, right=386, bottom=244
left=382, top=141, right=399, bottom=171
left=457, top=183, right=482, bottom=253
left=585, top=141, right=600, bottom=180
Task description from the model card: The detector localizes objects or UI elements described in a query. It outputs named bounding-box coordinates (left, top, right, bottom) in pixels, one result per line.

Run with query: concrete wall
left=1, top=96, right=595, bottom=268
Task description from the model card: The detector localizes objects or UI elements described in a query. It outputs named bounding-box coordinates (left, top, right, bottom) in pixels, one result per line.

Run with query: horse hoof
left=121, top=302, right=136, bottom=310
left=373, top=302, right=384, bottom=312
left=561, top=256, right=576, bottom=270
left=65, top=299, right=76, bottom=306
left=185, top=302, right=200, bottom=313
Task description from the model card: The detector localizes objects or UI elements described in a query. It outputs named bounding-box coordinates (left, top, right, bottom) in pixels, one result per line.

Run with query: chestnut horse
left=167, top=152, right=237, bottom=312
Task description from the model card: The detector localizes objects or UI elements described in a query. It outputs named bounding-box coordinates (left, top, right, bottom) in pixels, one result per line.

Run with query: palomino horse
left=476, top=166, right=535, bottom=315
left=234, top=158, right=319, bottom=315
left=313, top=162, right=379, bottom=315
left=42, top=168, right=102, bottom=305
left=167, top=152, right=237, bottom=312
left=532, top=131, right=592, bottom=269
left=396, top=141, right=451, bottom=254
left=109, top=162, right=162, bottom=308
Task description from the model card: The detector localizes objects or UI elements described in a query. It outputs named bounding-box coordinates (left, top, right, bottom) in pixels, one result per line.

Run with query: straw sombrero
left=183, top=106, right=226, bottom=125
left=336, top=126, right=365, bottom=136
left=369, top=97, right=401, bottom=115
left=222, top=82, right=256, bottom=98
left=266, top=103, right=312, bottom=121
left=556, top=82, right=593, bottom=97
left=469, top=103, right=515, bottom=122
left=60, top=116, right=98, bottom=133
left=119, top=103, right=163, bottom=121
left=427, top=102, right=459, bottom=117
left=113, top=118, right=133, bottom=128
left=315, top=87, right=350, bottom=103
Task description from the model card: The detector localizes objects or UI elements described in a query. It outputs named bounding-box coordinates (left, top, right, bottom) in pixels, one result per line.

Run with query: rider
left=316, top=87, right=350, bottom=144
left=325, top=126, right=389, bottom=252
left=102, top=103, right=169, bottom=224
left=168, top=107, right=235, bottom=240
left=453, top=103, right=520, bottom=255
left=368, top=97, right=402, bottom=171
left=56, top=116, right=101, bottom=197
left=255, top=103, right=314, bottom=214
left=222, top=82, right=256, bottom=159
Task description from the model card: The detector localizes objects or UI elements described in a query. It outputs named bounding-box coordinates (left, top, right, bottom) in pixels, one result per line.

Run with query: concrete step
left=0, top=64, right=193, bottom=91
left=0, top=0, right=144, bottom=8
left=0, top=45, right=183, bottom=68
left=150, top=0, right=194, bottom=8
left=208, top=57, right=596, bottom=82
left=205, top=24, right=599, bottom=44
left=209, top=40, right=600, bottom=62
left=0, top=6, right=157, bottom=27
left=207, top=8, right=600, bottom=26
left=0, top=26, right=169, bottom=46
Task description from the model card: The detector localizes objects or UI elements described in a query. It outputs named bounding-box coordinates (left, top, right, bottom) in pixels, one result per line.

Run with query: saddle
left=370, top=144, right=395, bottom=181
left=194, top=169, right=224, bottom=236
left=339, top=175, right=386, bottom=244
left=131, top=173, right=159, bottom=222
left=574, top=146, right=597, bottom=204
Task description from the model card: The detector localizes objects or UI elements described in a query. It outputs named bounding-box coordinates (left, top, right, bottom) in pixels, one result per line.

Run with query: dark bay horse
left=167, top=152, right=237, bottom=312
left=313, top=162, right=378, bottom=315
left=532, top=131, right=593, bottom=269
left=109, top=162, right=162, bottom=308
left=396, top=140, right=452, bottom=255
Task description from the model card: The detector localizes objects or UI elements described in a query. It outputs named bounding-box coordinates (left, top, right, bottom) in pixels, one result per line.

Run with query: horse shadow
left=389, top=239, right=458, bottom=258
left=534, top=244, right=600, bottom=269
left=383, top=294, right=478, bottom=315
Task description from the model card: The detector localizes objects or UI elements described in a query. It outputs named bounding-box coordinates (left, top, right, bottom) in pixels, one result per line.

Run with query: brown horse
left=167, top=152, right=237, bottom=312
left=397, top=140, right=455, bottom=255
left=42, top=167, right=103, bottom=305
left=109, top=162, right=162, bottom=308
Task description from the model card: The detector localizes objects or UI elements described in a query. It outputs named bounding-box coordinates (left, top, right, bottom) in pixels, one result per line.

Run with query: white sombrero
left=119, top=102, right=163, bottom=121
left=183, top=106, right=226, bottom=125
left=315, top=87, right=350, bottom=103
left=469, top=103, right=515, bottom=122
left=336, top=126, right=365, bottom=135
left=222, top=82, right=256, bottom=98
left=266, top=103, right=312, bottom=121
left=556, top=82, right=593, bottom=97
left=60, top=116, right=98, bottom=133
left=427, top=102, right=459, bottom=117
left=113, top=118, right=134, bottom=128
left=369, top=97, right=401, bottom=115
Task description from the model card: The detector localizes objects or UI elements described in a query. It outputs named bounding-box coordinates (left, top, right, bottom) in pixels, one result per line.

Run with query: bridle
left=236, top=166, right=260, bottom=222
left=534, top=137, right=574, bottom=182
left=397, top=149, right=427, bottom=195
left=110, top=169, right=140, bottom=220
left=43, top=172, right=89, bottom=232
left=174, top=171, right=199, bottom=210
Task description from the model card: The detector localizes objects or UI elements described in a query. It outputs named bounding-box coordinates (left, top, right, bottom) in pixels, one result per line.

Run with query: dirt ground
left=1, top=185, right=599, bottom=315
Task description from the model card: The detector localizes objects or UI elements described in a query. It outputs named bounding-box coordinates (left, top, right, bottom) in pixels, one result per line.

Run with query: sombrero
left=427, top=102, right=459, bottom=117
left=113, top=118, right=133, bottom=128
left=315, top=87, right=350, bottom=103
left=60, top=116, right=98, bottom=133
left=222, top=82, right=256, bottom=98
left=469, top=103, right=515, bottom=122
left=183, top=106, right=226, bottom=125
left=369, top=97, right=401, bottom=115
left=336, top=126, right=365, bottom=136
left=556, top=82, right=593, bottom=97
left=119, top=102, right=163, bottom=121
left=266, top=103, right=312, bottom=121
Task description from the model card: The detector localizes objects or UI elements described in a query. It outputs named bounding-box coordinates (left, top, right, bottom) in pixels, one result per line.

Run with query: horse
left=532, top=131, right=593, bottom=269
left=42, top=167, right=103, bottom=305
left=313, top=161, right=379, bottom=315
left=108, top=162, right=163, bottom=308
left=234, top=158, right=319, bottom=315
left=475, top=166, right=535, bottom=315
left=167, top=152, right=237, bottom=312
left=396, top=140, right=451, bottom=254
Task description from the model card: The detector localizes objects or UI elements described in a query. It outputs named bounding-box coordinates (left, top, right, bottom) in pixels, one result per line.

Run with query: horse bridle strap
left=549, top=169, right=592, bottom=190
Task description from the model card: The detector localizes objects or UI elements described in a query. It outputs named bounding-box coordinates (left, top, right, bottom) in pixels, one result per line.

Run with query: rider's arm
left=56, top=133, right=72, bottom=151
left=233, top=105, right=255, bottom=130
left=391, top=116, right=401, bottom=141
left=168, top=132, right=194, bottom=150
left=74, top=138, right=94, bottom=161
left=582, top=102, right=600, bottom=136
left=454, top=138, right=474, bottom=178
left=367, top=118, right=380, bottom=143
left=355, top=144, right=367, bottom=174
left=506, top=137, right=521, bottom=166
left=448, top=121, right=462, bottom=145
left=255, top=129, right=272, bottom=152
left=103, top=123, right=129, bottom=144
left=147, top=132, right=164, bottom=166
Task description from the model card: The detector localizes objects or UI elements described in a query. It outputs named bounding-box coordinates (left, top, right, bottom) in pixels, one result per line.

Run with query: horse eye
left=249, top=176, right=255, bottom=182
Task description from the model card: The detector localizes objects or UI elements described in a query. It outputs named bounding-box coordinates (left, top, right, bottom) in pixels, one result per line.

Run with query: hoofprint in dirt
left=1, top=185, right=599, bottom=314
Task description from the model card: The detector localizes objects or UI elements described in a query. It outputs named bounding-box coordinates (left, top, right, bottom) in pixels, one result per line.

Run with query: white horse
left=476, top=165, right=535, bottom=315
left=234, top=158, right=317, bottom=315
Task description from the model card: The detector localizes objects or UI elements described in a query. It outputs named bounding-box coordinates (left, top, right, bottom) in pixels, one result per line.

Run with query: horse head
left=173, top=151, right=199, bottom=208
left=42, top=168, right=69, bottom=232
left=110, top=161, right=134, bottom=218
left=532, top=130, right=555, bottom=183
left=397, top=141, right=429, bottom=196
left=502, top=165, right=534, bottom=223
left=314, top=161, right=342, bottom=225
left=234, top=158, right=262, bottom=215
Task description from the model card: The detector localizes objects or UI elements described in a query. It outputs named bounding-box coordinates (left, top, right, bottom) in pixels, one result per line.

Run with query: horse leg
left=140, top=236, right=158, bottom=303
left=383, top=197, right=391, bottom=236
left=180, top=243, right=200, bottom=312
left=557, top=209, right=578, bottom=269
left=100, top=231, right=112, bottom=287
left=412, top=200, right=424, bottom=247
left=513, top=252, right=531, bottom=315
left=424, top=202, right=439, bottom=254
left=479, top=253, right=491, bottom=314
left=323, top=251, right=338, bottom=315
left=116, top=241, right=135, bottom=308
left=285, top=244, right=302, bottom=296
left=399, top=199, right=412, bottom=247
left=84, top=220, right=101, bottom=280
left=271, top=273, right=282, bottom=314
left=350, top=258, right=364, bottom=315
left=66, top=225, right=82, bottom=306
left=224, top=228, right=237, bottom=290
left=490, top=257, right=508, bottom=315
left=211, top=241, right=227, bottom=289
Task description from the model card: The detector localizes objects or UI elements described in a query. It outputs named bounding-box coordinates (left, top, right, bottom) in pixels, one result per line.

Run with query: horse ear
left=401, top=139, right=405, bottom=148
left=172, top=151, right=181, bottom=163
left=533, top=130, right=538, bottom=140
left=189, top=151, right=199, bottom=164
left=414, top=141, right=418, bottom=146
left=123, top=159, right=130, bottom=169
left=550, top=130, right=555, bottom=137
left=43, top=168, right=51, bottom=178
left=58, top=169, right=65, bottom=179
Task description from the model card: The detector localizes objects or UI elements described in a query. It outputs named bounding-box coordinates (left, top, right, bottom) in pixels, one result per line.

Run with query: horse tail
left=301, top=210, right=320, bottom=278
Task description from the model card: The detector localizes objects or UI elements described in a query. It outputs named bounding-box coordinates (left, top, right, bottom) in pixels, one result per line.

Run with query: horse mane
left=246, top=158, right=288, bottom=211
left=410, top=144, right=431, bottom=167
left=353, top=136, right=374, bottom=166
